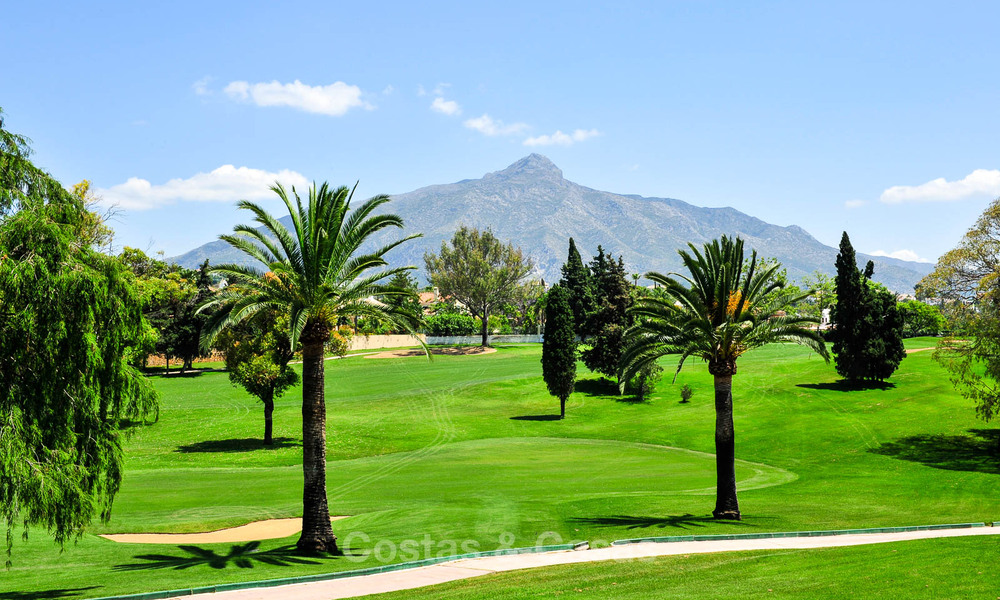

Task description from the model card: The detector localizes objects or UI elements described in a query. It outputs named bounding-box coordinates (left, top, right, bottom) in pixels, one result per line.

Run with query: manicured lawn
left=360, top=537, right=1000, bottom=600
left=4, top=339, right=998, bottom=598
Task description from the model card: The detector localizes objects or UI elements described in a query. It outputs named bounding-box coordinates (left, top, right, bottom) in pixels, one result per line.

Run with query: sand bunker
left=100, top=516, right=349, bottom=544
left=365, top=346, right=498, bottom=359
left=905, top=347, right=935, bottom=354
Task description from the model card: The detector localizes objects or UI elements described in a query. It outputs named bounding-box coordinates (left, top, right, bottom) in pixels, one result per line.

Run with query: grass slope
left=4, top=339, right=998, bottom=598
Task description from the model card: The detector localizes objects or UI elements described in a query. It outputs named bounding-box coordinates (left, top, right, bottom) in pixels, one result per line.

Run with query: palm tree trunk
left=712, top=374, right=741, bottom=520
left=262, top=391, right=274, bottom=446
left=296, top=340, right=338, bottom=553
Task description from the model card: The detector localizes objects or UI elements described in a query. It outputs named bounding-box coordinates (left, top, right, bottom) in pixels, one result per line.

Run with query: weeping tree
left=201, top=182, right=424, bottom=554
left=620, top=236, right=828, bottom=520
left=1, top=109, right=158, bottom=561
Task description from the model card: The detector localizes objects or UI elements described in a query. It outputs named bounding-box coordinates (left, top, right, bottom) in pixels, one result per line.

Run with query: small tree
left=216, top=312, right=298, bottom=445
left=541, top=285, right=576, bottom=419
left=424, top=227, right=534, bottom=347
left=679, top=384, right=693, bottom=403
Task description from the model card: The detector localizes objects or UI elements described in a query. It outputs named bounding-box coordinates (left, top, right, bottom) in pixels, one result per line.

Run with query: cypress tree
left=542, top=285, right=576, bottom=419
left=831, top=232, right=864, bottom=380
left=559, top=238, right=595, bottom=338
left=831, top=232, right=905, bottom=382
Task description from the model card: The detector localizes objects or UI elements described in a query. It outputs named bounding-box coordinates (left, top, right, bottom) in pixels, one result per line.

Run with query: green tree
left=898, top=299, right=947, bottom=338
left=859, top=282, right=906, bottom=381
left=920, top=198, right=1000, bottom=427
left=559, top=238, right=596, bottom=338
left=509, top=279, right=546, bottom=334
left=201, top=182, right=423, bottom=554
left=215, top=311, right=298, bottom=445
left=620, top=236, right=827, bottom=520
left=424, top=227, right=534, bottom=347
left=167, top=260, right=215, bottom=370
left=541, top=285, right=576, bottom=419
left=384, top=271, right=421, bottom=315
left=830, top=233, right=866, bottom=380
left=582, top=248, right=633, bottom=383
left=0, top=110, right=158, bottom=560
left=831, top=233, right=905, bottom=382
left=800, top=271, right=836, bottom=320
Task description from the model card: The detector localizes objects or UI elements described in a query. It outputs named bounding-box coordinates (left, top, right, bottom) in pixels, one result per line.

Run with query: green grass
left=4, top=339, right=998, bottom=598
left=359, top=537, right=1000, bottom=600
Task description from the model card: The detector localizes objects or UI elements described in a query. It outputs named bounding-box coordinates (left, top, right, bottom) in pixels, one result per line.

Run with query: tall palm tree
left=201, top=182, right=423, bottom=553
left=620, top=236, right=828, bottom=520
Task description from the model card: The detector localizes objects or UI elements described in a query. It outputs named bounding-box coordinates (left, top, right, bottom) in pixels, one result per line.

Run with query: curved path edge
left=121, top=524, right=1000, bottom=600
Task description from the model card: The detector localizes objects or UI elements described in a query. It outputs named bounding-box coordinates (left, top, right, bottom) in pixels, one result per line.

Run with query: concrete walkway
left=182, top=525, right=1000, bottom=600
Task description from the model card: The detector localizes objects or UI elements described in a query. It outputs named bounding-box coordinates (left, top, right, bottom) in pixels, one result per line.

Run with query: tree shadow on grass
left=869, top=429, right=1000, bottom=474
left=113, top=542, right=335, bottom=571
left=570, top=513, right=756, bottom=530
left=796, top=380, right=896, bottom=392
left=573, top=378, right=620, bottom=398
left=175, top=437, right=300, bottom=453
left=510, top=415, right=562, bottom=421
left=144, top=368, right=226, bottom=378
left=614, top=394, right=647, bottom=405
left=0, top=587, right=101, bottom=600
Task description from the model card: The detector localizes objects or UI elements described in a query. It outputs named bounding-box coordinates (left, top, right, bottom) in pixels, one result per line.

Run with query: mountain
left=170, top=154, right=933, bottom=293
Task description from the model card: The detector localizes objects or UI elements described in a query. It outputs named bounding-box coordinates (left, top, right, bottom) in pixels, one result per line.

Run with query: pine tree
left=542, top=285, right=576, bottom=419
left=559, top=238, right=595, bottom=338
left=582, top=250, right=633, bottom=382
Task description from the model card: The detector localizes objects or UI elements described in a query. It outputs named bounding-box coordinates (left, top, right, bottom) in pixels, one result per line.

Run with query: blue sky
left=3, top=1, right=999, bottom=265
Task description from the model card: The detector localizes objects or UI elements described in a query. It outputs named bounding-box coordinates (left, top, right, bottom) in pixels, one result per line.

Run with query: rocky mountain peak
left=489, top=154, right=563, bottom=181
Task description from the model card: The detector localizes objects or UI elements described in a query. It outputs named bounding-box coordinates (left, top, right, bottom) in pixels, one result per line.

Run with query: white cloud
left=192, top=76, right=213, bottom=96
left=97, top=165, right=310, bottom=211
left=523, top=128, right=600, bottom=147
left=432, top=83, right=450, bottom=96
left=416, top=84, right=427, bottom=97
left=463, top=114, right=529, bottom=136
left=880, top=169, right=1000, bottom=204
left=431, top=96, right=461, bottom=116
left=223, top=79, right=372, bottom=116
left=869, top=249, right=933, bottom=263
left=382, top=84, right=395, bottom=95
left=845, top=199, right=866, bottom=208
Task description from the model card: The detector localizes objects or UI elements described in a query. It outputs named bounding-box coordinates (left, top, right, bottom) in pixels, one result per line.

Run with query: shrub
left=423, top=313, right=478, bottom=336
left=679, top=384, right=693, bottom=403
left=625, top=362, right=663, bottom=401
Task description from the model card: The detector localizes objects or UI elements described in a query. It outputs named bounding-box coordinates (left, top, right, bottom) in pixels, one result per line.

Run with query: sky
left=3, top=1, right=999, bottom=264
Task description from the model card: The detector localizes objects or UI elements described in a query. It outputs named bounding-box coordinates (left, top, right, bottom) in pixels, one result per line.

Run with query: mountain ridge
left=170, top=154, right=932, bottom=293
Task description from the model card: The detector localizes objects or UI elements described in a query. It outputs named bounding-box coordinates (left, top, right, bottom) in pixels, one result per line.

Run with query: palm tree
left=201, top=182, right=423, bottom=553
left=620, top=236, right=828, bottom=520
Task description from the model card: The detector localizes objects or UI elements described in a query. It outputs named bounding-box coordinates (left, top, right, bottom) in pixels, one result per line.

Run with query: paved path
left=182, top=525, right=1000, bottom=600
